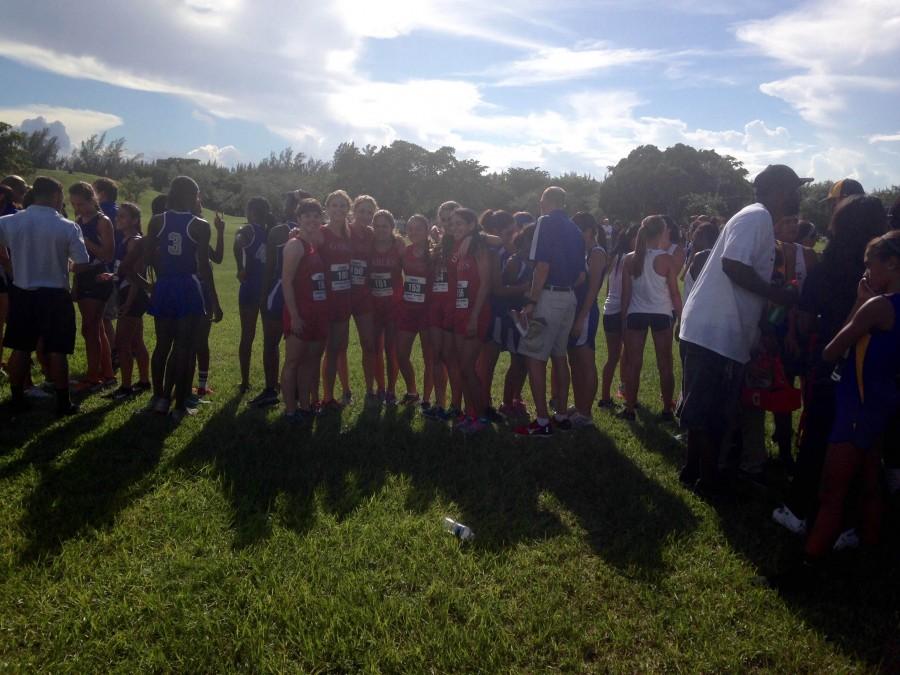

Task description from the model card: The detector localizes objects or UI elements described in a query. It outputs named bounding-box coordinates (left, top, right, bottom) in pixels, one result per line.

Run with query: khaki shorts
left=518, top=290, right=576, bottom=362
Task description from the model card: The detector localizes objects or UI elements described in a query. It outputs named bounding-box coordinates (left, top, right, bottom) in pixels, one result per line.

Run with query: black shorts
left=117, top=286, right=149, bottom=318
left=626, top=312, right=673, bottom=332
left=75, top=267, right=114, bottom=303
left=602, top=312, right=622, bottom=333
left=676, top=340, right=744, bottom=439
left=4, top=285, right=77, bottom=354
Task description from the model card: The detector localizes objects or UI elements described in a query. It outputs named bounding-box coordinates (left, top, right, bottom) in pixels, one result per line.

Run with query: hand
left=214, top=212, right=225, bottom=232
left=212, top=304, right=224, bottom=323
left=290, top=314, right=304, bottom=337
left=570, top=316, right=583, bottom=339
left=521, top=301, right=535, bottom=319
left=857, top=275, right=875, bottom=302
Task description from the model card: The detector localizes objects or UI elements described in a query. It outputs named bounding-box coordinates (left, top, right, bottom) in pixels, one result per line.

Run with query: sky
left=1, top=0, right=899, bottom=188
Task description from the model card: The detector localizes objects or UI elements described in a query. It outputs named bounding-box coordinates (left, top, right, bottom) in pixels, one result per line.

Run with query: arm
left=233, top=225, right=250, bottom=281
left=823, top=297, right=890, bottom=362
left=523, top=261, right=549, bottom=317
left=67, top=223, right=92, bottom=274
left=281, top=239, right=305, bottom=335
left=664, top=255, right=683, bottom=318
left=572, top=250, right=607, bottom=336
left=620, top=254, right=634, bottom=317
left=722, top=258, right=797, bottom=306
left=191, top=219, right=217, bottom=314
left=209, top=212, right=225, bottom=264
left=467, top=249, right=491, bottom=337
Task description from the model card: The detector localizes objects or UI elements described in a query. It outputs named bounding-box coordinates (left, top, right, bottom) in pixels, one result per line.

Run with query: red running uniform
left=349, top=225, right=374, bottom=317
left=319, top=225, right=352, bottom=322
left=453, top=239, right=490, bottom=340
left=397, top=243, right=431, bottom=333
left=428, top=248, right=453, bottom=331
left=368, top=240, right=402, bottom=321
left=283, top=238, right=329, bottom=342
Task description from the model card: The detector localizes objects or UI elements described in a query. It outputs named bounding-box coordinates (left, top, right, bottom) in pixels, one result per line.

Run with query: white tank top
left=627, top=249, right=673, bottom=316
left=793, top=242, right=807, bottom=292
left=604, top=255, right=625, bottom=315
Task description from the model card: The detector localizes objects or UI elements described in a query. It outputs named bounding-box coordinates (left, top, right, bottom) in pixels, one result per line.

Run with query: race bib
left=432, top=268, right=448, bottom=294
left=370, top=272, right=394, bottom=298
left=311, top=272, right=327, bottom=301
left=403, top=275, right=426, bottom=304
left=350, top=258, right=367, bottom=286
left=456, top=279, right=469, bottom=309
left=329, top=263, right=350, bottom=292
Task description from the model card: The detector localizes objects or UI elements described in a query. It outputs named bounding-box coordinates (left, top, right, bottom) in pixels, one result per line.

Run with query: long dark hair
left=572, top=211, right=608, bottom=250
left=451, top=207, right=483, bottom=256
left=612, top=223, right=639, bottom=274
left=631, top=215, right=666, bottom=278
left=818, top=195, right=887, bottom=320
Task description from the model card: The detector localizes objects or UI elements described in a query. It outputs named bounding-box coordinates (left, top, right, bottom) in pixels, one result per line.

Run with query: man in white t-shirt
left=676, top=164, right=811, bottom=495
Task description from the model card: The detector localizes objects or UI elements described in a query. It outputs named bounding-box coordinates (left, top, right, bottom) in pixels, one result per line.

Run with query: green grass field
left=0, top=171, right=897, bottom=672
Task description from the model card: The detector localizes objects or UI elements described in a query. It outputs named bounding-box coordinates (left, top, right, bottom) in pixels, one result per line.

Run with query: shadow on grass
left=168, top=397, right=697, bottom=578
left=17, top=407, right=171, bottom=562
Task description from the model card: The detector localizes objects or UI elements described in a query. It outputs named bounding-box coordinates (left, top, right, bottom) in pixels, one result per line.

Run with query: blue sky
left=1, top=0, right=899, bottom=187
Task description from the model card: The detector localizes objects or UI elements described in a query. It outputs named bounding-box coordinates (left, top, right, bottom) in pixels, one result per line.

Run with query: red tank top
left=401, top=243, right=430, bottom=306
left=349, top=225, right=373, bottom=295
left=454, top=238, right=481, bottom=312
left=368, top=240, right=402, bottom=300
left=292, top=238, right=327, bottom=312
left=319, top=225, right=351, bottom=295
left=431, top=253, right=450, bottom=305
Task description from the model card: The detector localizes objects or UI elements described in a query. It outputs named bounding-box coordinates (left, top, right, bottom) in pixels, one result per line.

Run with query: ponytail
left=631, top=215, right=665, bottom=278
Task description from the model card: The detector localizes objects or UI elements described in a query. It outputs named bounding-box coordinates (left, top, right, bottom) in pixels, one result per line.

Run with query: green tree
left=23, top=127, right=61, bottom=169
left=119, top=174, right=152, bottom=203
left=0, top=122, right=31, bottom=175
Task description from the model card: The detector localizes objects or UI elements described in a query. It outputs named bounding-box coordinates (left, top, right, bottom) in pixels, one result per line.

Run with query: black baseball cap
left=753, top=165, right=813, bottom=194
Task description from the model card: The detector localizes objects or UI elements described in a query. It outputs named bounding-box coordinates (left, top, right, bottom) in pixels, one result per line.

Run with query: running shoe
left=570, top=412, right=595, bottom=429
left=423, top=405, right=444, bottom=420
left=419, top=399, right=431, bottom=412
left=512, top=399, right=529, bottom=418
left=250, top=388, right=280, bottom=408
left=658, top=410, right=676, bottom=422
left=384, top=392, right=398, bottom=406
left=364, top=392, right=381, bottom=406
left=340, top=390, right=353, bottom=406
left=401, top=393, right=420, bottom=406
left=101, top=377, right=118, bottom=389
left=596, top=398, right=615, bottom=409
left=482, top=406, right=503, bottom=424
left=239, top=383, right=251, bottom=394
left=615, top=407, right=636, bottom=421
left=461, top=417, right=489, bottom=435
left=133, top=381, right=152, bottom=394
left=498, top=403, right=518, bottom=419
left=72, top=379, right=103, bottom=395
left=104, top=386, right=134, bottom=401
left=833, top=528, right=860, bottom=552
left=514, top=420, right=553, bottom=437
left=185, top=394, right=201, bottom=409
left=772, top=505, right=806, bottom=535
left=552, top=415, right=573, bottom=432
left=321, top=399, right=344, bottom=413
left=24, top=386, right=53, bottom=399
left=169, top=406, right=198, bottom=423
left=454, top=415, right=475, bottom=432
left=153, top=396, right=171, bottom=416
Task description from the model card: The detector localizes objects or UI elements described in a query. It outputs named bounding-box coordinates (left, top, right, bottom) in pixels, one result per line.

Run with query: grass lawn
left=1, top=172, right=898, bottom=671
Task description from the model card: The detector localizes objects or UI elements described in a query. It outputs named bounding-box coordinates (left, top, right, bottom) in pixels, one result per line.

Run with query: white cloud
left=869, top=132, right=900, bottom=144
left=0, top=104, right=122, bottom=147
left=490, top=43, right=659, bottom=86
left=186, top=144, right=243, bottom=167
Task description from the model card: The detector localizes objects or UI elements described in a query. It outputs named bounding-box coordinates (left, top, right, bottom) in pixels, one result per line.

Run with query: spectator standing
left=515, top=187, right=585, bottom=437
left=677, top=165, right=810, bottom=494
left=0, top=176, right=88, bottom=415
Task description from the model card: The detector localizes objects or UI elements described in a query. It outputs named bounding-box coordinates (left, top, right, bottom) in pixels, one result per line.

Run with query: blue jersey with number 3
left=157, top=211, right=199, bottom=278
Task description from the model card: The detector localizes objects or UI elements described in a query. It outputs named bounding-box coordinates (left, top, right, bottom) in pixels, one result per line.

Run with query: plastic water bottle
left=443, top=517, right=474, bottom=541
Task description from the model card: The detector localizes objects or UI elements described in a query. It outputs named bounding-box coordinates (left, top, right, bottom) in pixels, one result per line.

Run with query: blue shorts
left=150, top=275, right=206, bottom=319
left=263, top=280, right=284, bottom=321
left=829, top=383, right=899, bottom=450
left=568, top=303, right=599, bottom=350
left=238, top=276, right=263, bottom=308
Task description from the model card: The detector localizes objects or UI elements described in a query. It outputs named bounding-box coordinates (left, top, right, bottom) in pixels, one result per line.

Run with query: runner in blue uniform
left=144, top=176, right=213, bottom=421
left=234, top=197, right=274, bottom=402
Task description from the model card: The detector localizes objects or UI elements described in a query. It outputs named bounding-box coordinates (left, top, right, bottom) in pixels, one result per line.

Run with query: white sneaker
left=833, top=528, right=860, bottom=552
left=772, top=505, right=807, bottom=535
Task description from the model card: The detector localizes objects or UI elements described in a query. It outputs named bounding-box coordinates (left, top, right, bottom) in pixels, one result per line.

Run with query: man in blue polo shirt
left=516, top=186, right=585, bottom=436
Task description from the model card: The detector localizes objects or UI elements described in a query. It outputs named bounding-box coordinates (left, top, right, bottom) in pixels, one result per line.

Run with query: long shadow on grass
left=168, top=396, right=698, bottom=576
left=17, top=408, right=170, bottom=563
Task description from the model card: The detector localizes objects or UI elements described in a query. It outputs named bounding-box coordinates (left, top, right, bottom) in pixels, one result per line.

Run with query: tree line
left=1, top=120, right=897, bottom=228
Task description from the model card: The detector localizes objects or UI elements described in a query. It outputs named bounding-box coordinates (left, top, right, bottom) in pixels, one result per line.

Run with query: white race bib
left=350, top=258, right=367, bottom=285
left=456, top=279, right=469, bottom=309
left=311, top=272, right=327, bottom=301
left=370, top=272, right=394, bottom=298
left=403, top=275, right=426, bottom=304
left=329, top=263, right=350, bottom=292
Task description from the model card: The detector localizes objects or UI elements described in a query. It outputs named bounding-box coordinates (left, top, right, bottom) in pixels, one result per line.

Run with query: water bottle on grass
left=443, top=517, right=474, bottom=541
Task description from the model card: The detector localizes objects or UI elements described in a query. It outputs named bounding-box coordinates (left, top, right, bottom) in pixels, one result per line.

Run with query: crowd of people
left=0, top=166, right=898, bottom=589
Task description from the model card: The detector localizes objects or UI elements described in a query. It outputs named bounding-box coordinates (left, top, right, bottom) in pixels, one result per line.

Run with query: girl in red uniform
left=423, top=201, right=462, bottom=420
left=396, top=215, right=433, bottom=406
left=450, top=207, right=491, bottom=433
left=368, top=209, right=404, bottom=404
left=348, top=195, right=378, bottom=402
left=281, top=198, right=329, bottom=421
left=319, top=190, right=353, bottom=410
